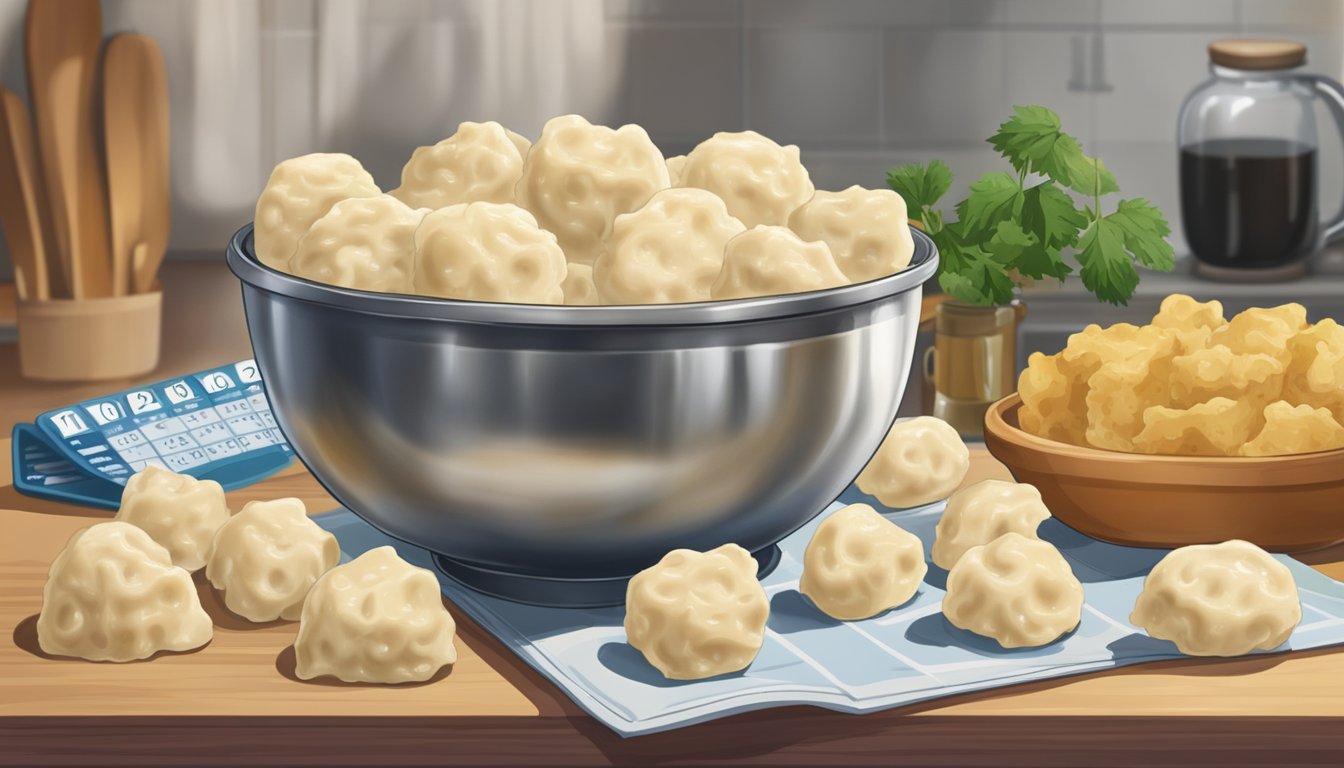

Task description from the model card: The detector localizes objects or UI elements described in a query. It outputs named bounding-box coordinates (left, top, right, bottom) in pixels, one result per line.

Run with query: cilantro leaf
left=1065, top=153, right=1120, bottom=196
left=1021, top=183, right=1086, bottom=249
left=955, top=171, right=1022, bottom=234
left=984, top=220, right=1071, bottom=281
left=886, top=160, right=953, bottom=212
left=1075, top=218, right=1139, bottom=305
left=937, top=222, right=1016, bottom=305
left=1105, top=198, right=1175, bottom=271
left=988, top=106, right=1065, bottom=175
left=989, top=105, right=1117, bottom=194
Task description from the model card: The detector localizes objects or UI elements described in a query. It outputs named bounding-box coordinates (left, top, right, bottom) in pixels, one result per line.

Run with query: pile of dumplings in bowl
left=253, top=115, right=916, bottom=306
left=624, top=415, right=1304, bottom=681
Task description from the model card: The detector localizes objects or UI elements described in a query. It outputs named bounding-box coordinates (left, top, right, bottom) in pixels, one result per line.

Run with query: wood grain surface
left=2, top=263, right=1343, bottom=765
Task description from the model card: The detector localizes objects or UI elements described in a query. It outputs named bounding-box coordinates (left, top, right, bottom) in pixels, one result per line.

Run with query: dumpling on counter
left=710, top=225, right=847, bottom=301
left=624, top=544, right=768, bottom=680
left=253, top=153, right=380, bottom=271
left=1130, top=540, right=1300, bottom=656
left=115, top=465, right=230, bottom=572
left=594, top=187, right=745, bottom=304
left=206, top=498, right=340, bottom=623
left=856, top=416, right=970, bottom=509
left=787, top=186, right=915, bottom=283
left=391, top=121, right=530, bottom=209
left=941, top=533, right=1084, bottom=649
left=800, top=503, right=926, bottom=621
left=514, top=114, right=669, bottom=265
left=288, top=194, right=427, bottom=294
left=37, top=522, right=213, bottom=662
left=677, top=131, right=814, bottom=228
left=413, top=202, right=567, bottom=304
left=931, top=480, right=1051, bottom=570
left=295, top=546, right=458, bottom=684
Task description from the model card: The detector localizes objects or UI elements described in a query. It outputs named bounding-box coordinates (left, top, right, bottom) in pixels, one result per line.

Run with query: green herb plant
left=887, top=106, right=1175, bottom=306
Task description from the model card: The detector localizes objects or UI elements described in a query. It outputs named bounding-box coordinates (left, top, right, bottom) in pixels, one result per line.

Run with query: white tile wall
left=1, top=0, right=1343, bottom=273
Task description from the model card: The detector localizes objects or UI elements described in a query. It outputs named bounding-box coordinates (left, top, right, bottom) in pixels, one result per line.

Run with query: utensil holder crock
left=17, top=291, right=161, bottom=381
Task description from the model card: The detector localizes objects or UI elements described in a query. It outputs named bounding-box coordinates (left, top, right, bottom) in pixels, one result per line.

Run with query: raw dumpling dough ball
left=115, top=465, right=230, bottom=572
left=37, top=522, right=212, bottom=662
left=932, top=480, right=1051, bottom=570
left=624, top=543, right=768, bottom=680
left=205, top=498, right=340, bottom=623
left=942, top=532, right=1084, bottom=649
left=800, top=503, right=927, bottom=620
left=254, top=153, right=380, bottom=271
left=561, top=263, right=599, bottom=306
left=514, top=114, right=669, bottom=265
left=289, top=195, right=427, bottom=294
left=787, top=186, right=915, bottom=283
left=710, top=225, right=848, bottom=300
left=391, top=121, right=529, bottom=208
left=413, top=202, right=567, bottom=304
left=665, top=154, right=686, bottom=186
left=295, top=546, right=458, bottom=684
left=856, top=416, right=970, bottom=509
left=595, top=187, right=745, bottom=304
left=678, top=131, right=814, bottom=228
left=1130, top=540, right=1300, bottom=656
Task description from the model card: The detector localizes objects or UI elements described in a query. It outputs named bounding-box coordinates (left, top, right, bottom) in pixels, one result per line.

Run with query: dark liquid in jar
left=1179, top=138, right=1317, bottom=269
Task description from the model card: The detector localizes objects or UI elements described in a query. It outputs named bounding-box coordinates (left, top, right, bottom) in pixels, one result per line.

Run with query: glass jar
left=924, top=301, right=1026, bottom=438
left=1177, top=39, right=1344, bottom=280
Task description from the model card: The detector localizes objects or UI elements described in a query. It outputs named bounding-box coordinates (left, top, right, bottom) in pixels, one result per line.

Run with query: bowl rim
left=985, top=393, right=1344, bottom=485
left=226, top=223, right=939, bottom=327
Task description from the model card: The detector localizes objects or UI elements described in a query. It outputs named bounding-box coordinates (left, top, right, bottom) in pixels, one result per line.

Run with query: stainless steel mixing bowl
left=227, top=224, right=937, bottom=605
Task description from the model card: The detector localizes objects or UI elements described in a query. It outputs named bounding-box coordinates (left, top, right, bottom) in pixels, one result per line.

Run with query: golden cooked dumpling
left=787, top=186, right=914, bottom=283
left=514, top=114, right=669, bottom=265
left=254, top=153, right=380, bottom=271
left=1130, top=540, right=1299, bottom=656
left=624, top=544, right=768, bottom=680
left=800, top=503, right=926, bottom=620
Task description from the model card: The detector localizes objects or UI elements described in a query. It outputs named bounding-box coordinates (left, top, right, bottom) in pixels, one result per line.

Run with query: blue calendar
left=11, top=359, right=294, bottom=509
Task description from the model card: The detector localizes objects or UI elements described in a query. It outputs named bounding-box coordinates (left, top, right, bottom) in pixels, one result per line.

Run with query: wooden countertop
left=1, top=265, right=1343, bottom=766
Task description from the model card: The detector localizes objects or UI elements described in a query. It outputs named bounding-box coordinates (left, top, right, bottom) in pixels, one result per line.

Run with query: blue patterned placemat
left=314, top=486, right=1344, bottom=737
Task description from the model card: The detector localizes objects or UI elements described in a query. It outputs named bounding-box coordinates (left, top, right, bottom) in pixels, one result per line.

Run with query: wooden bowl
left=983, top=394, right=1344, bottom=553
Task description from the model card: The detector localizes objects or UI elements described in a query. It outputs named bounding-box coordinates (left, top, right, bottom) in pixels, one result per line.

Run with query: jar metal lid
left=1208, top=39, right=1306, bottom=70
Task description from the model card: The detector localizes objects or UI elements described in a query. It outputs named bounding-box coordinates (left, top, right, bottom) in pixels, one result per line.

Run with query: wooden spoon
left=0, top=88, right=52, bottom=300
left=103, top=33, right=171, bottom=296
left=25, top=0, right=113, bottom=299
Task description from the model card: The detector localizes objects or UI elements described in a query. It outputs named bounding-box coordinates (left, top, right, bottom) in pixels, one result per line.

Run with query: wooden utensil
left=0, top=88, right=51, bottom=300
left=25, top=0, right=113, bottom=299
left=103, top=33, right=170, bottom=296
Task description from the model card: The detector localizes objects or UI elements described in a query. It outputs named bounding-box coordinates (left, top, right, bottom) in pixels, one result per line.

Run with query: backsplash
left=0, top=0, right=1340, bottom=263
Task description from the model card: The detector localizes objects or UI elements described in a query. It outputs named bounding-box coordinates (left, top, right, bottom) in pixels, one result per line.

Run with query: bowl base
left=433, top=545, right=783, bottom=609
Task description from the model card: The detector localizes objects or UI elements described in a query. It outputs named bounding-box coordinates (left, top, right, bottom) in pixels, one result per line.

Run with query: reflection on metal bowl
left=227, top=224, right=938, bottom=605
